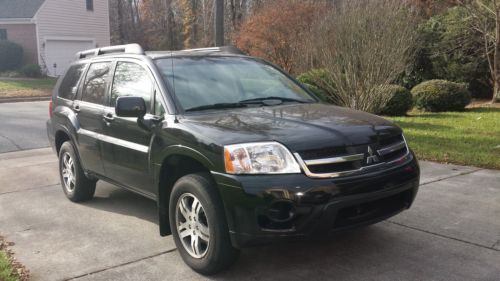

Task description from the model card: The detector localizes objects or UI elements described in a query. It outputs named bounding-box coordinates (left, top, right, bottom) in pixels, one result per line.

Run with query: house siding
left=0, top=24, right=38, bottom=64
left=34, top=0, right=110, bottom=70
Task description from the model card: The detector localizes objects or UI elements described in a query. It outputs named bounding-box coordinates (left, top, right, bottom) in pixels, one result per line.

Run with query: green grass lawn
left=0, top=78, right=57, bottom=97
left=0, top=250, right=19, bottom=281
left=388, top=107, right=500, bottom=169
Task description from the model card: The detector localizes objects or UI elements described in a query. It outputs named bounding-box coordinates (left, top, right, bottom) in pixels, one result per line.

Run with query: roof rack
left=179, top=46, right=246, bottom=55
left=76, top=43, right=145, bottom=59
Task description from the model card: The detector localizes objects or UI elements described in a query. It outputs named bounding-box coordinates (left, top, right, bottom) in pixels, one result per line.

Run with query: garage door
left=45, top=40, right=94, bottom=76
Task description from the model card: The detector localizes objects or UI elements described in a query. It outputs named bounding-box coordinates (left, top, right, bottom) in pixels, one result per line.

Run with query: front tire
left=58, top=141, right=96, bottom=202
left=169, top=173, right=239, bottom=275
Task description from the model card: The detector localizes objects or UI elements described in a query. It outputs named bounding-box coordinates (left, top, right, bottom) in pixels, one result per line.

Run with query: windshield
left=155, top=57, right=315, bottom=112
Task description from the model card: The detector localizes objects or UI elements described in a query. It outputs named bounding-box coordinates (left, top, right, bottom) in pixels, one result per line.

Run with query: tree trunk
left=215, top=0, right=225, bottom=46
left=493, top=2, right=500, bottom=103
left=494, top=82, right=500, bottom=103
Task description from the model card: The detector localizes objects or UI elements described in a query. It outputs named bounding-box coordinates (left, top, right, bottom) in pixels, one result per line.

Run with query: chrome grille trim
left=303, top=154, right=364, bottom=166
left=377, top=141, right=406, bottom=156
left=294, top=135, right=411, bottom=179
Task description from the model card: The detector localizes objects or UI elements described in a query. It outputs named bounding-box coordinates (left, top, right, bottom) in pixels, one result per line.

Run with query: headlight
left=224, top=142, right=301, bottom=174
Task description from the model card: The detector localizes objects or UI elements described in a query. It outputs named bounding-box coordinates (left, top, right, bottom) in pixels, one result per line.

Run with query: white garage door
left=45, top=40, right=94, bottom=76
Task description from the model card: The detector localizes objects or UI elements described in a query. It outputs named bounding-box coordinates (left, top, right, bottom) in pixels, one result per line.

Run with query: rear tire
left=58, top=141, right=96, bottom=202
left=169, top=173, right=239, bottom=275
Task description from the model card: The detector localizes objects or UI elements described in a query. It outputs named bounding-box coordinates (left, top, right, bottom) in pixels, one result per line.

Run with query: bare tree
left=313, top=0, right=419, bottom=113
left=140, top=0, right=182, bottom=50
left=458, top=0, right=500, bottom=103
left=236, top=0, right=320, bottom=74
left=109, top=0, right=145, bottom=46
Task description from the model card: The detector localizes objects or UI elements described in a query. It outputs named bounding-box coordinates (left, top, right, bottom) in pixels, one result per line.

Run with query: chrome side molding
left=77, top=128, right=149, bottom=153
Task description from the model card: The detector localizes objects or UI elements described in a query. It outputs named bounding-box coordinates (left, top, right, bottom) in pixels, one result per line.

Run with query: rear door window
left=81, top=62, right=112, bottom=105
left=58, top=64, right=86, bottom=100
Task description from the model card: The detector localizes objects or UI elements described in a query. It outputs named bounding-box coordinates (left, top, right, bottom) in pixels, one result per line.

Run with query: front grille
left=295, top=134, right=410, bottom=178
left=379, top=134, right=404, bottom=147
left=308, top=161, right=360, bottom=174
left=298, top=146, right=347, bottom=161
left=377, top=137, right=408, bottom=163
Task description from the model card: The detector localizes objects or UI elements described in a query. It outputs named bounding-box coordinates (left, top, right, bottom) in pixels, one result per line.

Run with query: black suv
left=47, top=44, right=419, bottom=274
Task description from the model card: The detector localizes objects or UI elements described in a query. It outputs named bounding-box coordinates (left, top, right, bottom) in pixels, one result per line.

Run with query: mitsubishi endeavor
left=46, top=44, right=420, bottom=274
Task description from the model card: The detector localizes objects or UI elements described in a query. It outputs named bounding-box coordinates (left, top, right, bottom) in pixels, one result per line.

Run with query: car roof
left=74, top=44, right=249, bottom=63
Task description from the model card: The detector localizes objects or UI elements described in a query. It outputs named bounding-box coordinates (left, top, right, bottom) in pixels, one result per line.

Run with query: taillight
left=49, top=101, right=53, bottom=117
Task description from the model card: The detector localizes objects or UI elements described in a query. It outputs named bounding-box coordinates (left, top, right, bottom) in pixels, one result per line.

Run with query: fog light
left=267, top=201, right=295, bottom=222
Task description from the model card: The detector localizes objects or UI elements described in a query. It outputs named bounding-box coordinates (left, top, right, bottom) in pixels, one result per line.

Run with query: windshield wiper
left=239, top=96, right=312, bottom=105
left=184, top=102, right=248, bottom=112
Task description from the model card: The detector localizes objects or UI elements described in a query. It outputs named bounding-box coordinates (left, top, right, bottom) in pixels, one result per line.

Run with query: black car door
left=100, top=60, right=160, bottom=196
left=74, top=61, right=113, bottom=176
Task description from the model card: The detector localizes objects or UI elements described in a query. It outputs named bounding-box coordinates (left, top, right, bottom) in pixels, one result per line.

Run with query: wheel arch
left=155, top=146, right=218, bottom=236
left=55, top=129, right=71, bottom=155
left=53, top=124, right=87, bottom=173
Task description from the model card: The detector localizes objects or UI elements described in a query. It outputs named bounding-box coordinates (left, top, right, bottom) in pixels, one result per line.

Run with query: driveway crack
left=0, top=184, right=59, bottom=196
left=64, top=248, right=177, bottom=280
left=0, top=133, right=22, bottom=150
left=386, top=220, right=499, bottom=252
left=420, top=168, right=483, bottom=186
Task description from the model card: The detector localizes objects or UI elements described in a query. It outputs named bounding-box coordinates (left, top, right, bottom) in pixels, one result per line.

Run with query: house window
left=0, top=29, right=7, bottom=40
left=86, top=0, right=94, bottom=11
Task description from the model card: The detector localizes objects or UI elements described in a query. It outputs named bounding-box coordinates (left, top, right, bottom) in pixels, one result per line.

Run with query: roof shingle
left=0, top=0, right=45, bottom=19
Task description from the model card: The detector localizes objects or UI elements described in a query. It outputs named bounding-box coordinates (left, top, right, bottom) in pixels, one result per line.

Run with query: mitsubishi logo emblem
left=366, top=146, right=380, bottom=165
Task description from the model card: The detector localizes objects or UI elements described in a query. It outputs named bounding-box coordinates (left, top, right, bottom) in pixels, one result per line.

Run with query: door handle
left=73, top=104, right=80, bottom=112
left=103, top=113, right=115, bottom=122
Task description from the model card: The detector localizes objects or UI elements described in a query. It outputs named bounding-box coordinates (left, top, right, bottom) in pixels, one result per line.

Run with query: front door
left=75, top=61, right=113, bottom=176
left=100, top=60, right=157, bottom=196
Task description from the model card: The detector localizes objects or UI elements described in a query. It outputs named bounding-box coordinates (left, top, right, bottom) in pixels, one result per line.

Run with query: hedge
left=412, top=79, right=471, bottom=112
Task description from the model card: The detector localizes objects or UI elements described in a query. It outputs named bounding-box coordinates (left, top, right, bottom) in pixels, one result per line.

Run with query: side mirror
left=115, top=96, right=147, bottom=118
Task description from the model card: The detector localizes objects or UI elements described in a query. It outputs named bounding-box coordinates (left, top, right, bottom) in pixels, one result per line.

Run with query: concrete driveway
left=0, top=148, right=499, bottom=281
left=0, top=101, right=50, bottom=153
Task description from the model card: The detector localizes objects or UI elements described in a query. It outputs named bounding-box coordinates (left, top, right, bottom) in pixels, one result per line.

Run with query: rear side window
left=111, top=62, right=153, bottom=112
left=82, top=62, right=112, bottom=105
left=58, top=64, right=85, bottom=100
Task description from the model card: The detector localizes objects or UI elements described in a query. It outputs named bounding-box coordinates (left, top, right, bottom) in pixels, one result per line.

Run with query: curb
left=0, top=96, right=51, bottom=103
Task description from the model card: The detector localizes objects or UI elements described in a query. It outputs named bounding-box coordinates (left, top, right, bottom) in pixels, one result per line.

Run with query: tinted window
left=58, top=64, right=85, bottom=100
left=82, top=62, right=112, bottom=105
left=111, top=62, right=153, bottom=112
left=155, top=57, right=314, bottom=111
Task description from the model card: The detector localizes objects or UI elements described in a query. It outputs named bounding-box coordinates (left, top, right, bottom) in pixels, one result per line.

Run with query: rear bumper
left=212, top=153, right=420, bottom=248
left=46, top=119, right=56, bottom=153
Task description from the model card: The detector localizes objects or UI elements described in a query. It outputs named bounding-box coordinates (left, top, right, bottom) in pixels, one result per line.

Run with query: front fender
left=152, top=144, right=217, bottom=192
left=153, top=144, right=217, bottom=236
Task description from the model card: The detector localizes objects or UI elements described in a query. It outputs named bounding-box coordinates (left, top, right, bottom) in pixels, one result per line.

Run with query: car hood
left=181, top=103, right=402, bottom=152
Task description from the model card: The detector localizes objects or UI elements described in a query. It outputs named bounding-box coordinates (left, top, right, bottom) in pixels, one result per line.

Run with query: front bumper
left=212, top=153, right=419, bottom=248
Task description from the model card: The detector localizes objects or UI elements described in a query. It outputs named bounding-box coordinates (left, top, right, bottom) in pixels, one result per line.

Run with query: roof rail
left=75, top=43, right=145, bottom=59
left=180, top=46, right=246, bottom=55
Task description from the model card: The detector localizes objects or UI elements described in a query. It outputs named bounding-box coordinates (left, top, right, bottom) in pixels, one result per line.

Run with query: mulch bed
left=0, top=236, right=30, bottom=281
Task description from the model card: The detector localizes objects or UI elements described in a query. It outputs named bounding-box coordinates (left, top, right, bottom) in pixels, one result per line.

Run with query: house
left=0, top=0, right=110, bottom=76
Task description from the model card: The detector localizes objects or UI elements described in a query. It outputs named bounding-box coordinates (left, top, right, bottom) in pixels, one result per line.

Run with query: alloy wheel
left=175, top=193, right=210, bottom=259
left=61, top=152, right=76, bottom=193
